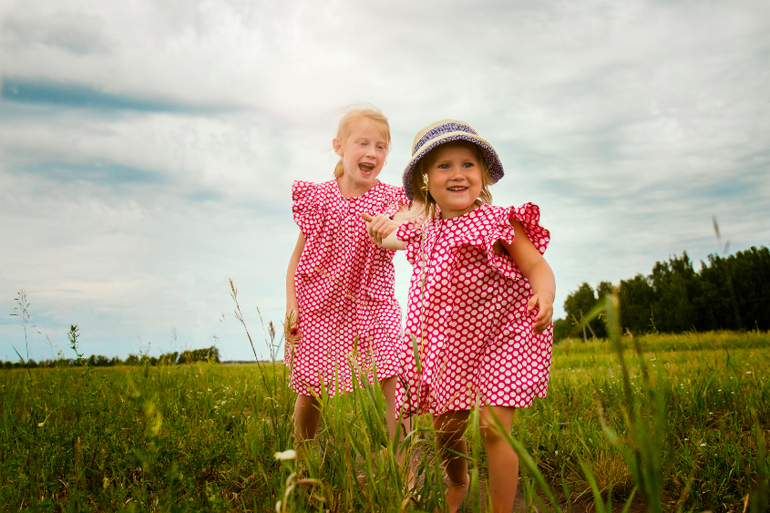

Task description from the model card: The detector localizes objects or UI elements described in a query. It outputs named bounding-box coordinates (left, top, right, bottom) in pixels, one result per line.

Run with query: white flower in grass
left=274, top=449, right=296, bottom=461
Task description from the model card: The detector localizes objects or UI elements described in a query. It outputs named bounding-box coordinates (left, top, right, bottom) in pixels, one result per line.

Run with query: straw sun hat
left=402, top=120, right=504, bottom=200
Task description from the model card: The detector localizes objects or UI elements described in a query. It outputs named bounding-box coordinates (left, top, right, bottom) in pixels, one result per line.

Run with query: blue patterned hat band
left=402, top=119, right=505, bottom=200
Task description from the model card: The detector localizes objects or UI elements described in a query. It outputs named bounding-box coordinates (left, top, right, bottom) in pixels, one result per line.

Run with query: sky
left=1, top=0, right=768, bottom=362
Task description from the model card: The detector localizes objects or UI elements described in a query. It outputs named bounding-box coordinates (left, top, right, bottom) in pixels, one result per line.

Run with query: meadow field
left=1, top=325, right=769, bottom=512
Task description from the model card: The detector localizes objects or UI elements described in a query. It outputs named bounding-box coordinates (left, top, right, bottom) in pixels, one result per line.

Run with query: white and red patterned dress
left=395, top=202, right=553, bottom=416
left=289, top=179, right=408, bottom=396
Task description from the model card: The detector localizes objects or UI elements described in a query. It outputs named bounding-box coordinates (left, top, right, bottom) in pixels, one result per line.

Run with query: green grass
left=1, top=328, right=768, bottom=512
left=528, top=329, right=770, bottom=511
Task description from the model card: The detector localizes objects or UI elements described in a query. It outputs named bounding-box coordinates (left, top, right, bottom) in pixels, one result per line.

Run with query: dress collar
left=333, top=178, right=382, bottom=202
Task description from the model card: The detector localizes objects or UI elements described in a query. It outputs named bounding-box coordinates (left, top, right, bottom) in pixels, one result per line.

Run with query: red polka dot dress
left=395, top=203, right=553, bottom=417
left=288, top=179, right=408, bottom=397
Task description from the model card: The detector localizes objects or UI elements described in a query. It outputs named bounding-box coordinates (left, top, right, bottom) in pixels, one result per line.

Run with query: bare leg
left=434, top=411, right=470, bottom=513
left=380, top=375, right=415, bottom=489
left=396, top=414, right=417, bottom=491
left=479, top=406, right=518, bottom=513
left=380, top=376, right=399, bottom=442
left=294, top=394, right=321, bottom=463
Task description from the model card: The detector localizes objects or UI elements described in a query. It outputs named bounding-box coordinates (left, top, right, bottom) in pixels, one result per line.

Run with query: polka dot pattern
left=395, top=203, right=554, bottom=416
left=287, top=180, right=408, bottom=396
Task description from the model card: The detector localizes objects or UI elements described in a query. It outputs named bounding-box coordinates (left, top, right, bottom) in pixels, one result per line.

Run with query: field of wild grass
left=1, top=328, right=769, bottom=512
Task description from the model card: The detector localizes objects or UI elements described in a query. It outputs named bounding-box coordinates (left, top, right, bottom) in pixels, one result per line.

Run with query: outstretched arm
left=361, top=212, right=406, bottom=250
left=499, top=220, right=555, bottom=334
left=286, top=232, right=305, bottom=340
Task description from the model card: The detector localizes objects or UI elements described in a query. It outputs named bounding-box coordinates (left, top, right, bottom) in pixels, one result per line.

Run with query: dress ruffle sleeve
left=397, top=217, right=424, bottom=266
left=484, top=203, right=551, bottom=281
left=380, top=188, right=410, bottom=218
left=292, top=180, right=319, bottom=235
left=511, top=202, right=550, bottom=254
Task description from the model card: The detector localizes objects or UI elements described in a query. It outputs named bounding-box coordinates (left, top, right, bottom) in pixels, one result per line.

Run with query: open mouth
left=359, top=163, right=375, bottom=173
left=447, top=186, right=468, bottom=192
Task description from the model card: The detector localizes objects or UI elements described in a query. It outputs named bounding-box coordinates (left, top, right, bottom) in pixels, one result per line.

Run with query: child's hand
left=284, top=307, right=301, bottom=342
left=361, top=213, right=397, bottom=246
left=527, top=293, right=553, bottom=334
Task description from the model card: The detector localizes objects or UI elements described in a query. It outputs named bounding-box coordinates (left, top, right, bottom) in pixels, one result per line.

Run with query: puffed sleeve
left=291, top=180, right=319, bottom=236
left=397, top=217, right=424, bottom=266
left=511, top=202, right=550, bottom=255
left=485, top=203, right=550, bottom=280
left=377, top=186, right=410, bottom=218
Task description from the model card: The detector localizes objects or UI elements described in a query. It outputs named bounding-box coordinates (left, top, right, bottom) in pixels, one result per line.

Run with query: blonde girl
left=285, top=106, right=407, bottom=454
left=364, top=120, right=555, bottom=513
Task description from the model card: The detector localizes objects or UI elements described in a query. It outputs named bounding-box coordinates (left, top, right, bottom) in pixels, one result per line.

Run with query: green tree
left=650, top=252, right=700, bottom=333
left=563, top=283, right=604, bottom=341
left=552, top=317, right=573, bottom=342
left=698, top=246, right=770, bottom=331
left=596, top=281, right=614, bottom=302
left=619, top=274, right=655, bottom=335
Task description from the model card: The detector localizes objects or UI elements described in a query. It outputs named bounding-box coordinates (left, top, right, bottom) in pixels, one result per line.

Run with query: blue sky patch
left=2, top=77, right=236, bottom=115
left=19, top=160, right=166, bottom=187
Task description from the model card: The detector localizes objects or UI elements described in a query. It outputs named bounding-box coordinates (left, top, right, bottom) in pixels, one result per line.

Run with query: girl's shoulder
left=475, top=202, right=545, bottom=228
left=371, top=182, right=408, bottom=204
left=292, top=179, right=338, bottom=205
left=486, top=202, right=549, bottom=255
left=450, top=203, right=547, bottom=246
left=375, top=181, right=404, bottom=194
left=293, top=179, right=336, bottom=195
left=292, top=180, right=341, bottom=231
left=443, top=203, right=507, bottom=232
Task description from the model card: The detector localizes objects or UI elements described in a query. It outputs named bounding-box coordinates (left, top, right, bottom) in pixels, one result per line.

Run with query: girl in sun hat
left=286, top=105, right=408, bottom=460
left=363, top=119, right=555, bottom=513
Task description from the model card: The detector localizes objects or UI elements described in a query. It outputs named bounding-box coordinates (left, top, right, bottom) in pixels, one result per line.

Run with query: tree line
left=554, top=244, right=770, bottom=342
left=1, top=346, right=221, bottom=369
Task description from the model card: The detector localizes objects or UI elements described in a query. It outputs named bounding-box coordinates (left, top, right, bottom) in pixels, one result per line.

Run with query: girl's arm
left=499, top=220, right=556, bottom=334
left=286, top=232, right=306, bottom=340
left=361, top=211, right=406, bottom=250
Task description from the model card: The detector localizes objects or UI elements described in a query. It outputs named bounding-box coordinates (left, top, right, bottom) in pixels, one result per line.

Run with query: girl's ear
left=332, top=138, right=343, bottom=156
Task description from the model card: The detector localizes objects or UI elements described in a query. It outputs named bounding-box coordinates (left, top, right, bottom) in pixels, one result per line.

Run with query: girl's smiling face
left=333, top=119, right=388, bottom=197
left=425, top=141, right=483, bottom=219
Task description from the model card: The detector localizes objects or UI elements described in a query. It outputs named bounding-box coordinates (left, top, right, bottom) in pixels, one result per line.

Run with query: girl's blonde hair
left=333, top=106, right=391, bottom=178
left=408, top=140, right=493, bottom=220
